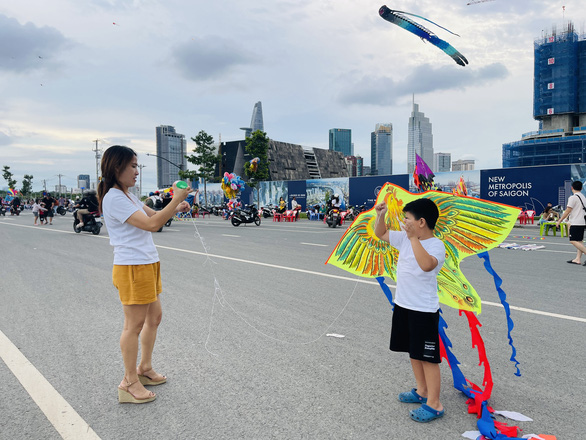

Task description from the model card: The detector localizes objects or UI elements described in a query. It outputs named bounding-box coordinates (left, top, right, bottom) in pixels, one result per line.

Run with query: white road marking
left=483, top=301, right=586, bottom=323
left=1, top=222, right=584, bottom=322
left=222, top=234, right=241, bottom=237
left=301, top=242, right=329, bottom=247
left=0, top=329, right=101, bottom=440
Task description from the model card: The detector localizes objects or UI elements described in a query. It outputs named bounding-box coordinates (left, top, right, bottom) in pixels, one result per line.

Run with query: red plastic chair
left=518, top=211, right=527, bottom=224
left=525, top=210, right=535, bottom=224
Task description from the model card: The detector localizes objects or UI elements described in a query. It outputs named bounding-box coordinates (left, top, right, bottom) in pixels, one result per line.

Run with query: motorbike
left=73, top=210, right=103, bottom=235
left=231, top=204, right=261, bottom=227
left=57, top=206, right=67, bottom=216
left=10, top=205, right=22, bottom=216
left=0, top=204, right=6, bottom=216
left=344, top=204, right=366, bottom=222
left=326, top=207, right=342, bottom=228
left=260, top=204, right=276, bottom=218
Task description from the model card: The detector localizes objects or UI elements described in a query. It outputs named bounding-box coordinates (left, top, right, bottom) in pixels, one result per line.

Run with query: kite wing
left=378, top=5, right=468, bottom=67
left=326, top=183, right=519, bottom=313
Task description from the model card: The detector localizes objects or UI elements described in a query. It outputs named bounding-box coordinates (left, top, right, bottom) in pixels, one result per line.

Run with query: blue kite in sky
left=379, top=5, right=468, bottom=66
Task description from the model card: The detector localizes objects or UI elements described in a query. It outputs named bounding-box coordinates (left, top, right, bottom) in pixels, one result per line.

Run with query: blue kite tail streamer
left=477, top=401, right=519, bottom=440
left=438, top=310, right=471, bottom=396
left=376, top=276, right=394, bottom=310
left=477, top=251, right=521, bottom=377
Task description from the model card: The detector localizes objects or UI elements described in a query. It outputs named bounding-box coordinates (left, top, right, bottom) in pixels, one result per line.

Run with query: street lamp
left=146, top=153, right=184, bottom=188
left=146, top=153, right=183, bottom=171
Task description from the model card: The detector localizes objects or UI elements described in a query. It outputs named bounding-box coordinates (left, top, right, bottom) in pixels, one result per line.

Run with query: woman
left=98, top=145, right=190, bottom=404
left=277, top=197, right=286, bottom=214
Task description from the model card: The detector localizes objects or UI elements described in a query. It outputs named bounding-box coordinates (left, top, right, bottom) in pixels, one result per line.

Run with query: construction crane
left=467, top=0, right=495, bottom=5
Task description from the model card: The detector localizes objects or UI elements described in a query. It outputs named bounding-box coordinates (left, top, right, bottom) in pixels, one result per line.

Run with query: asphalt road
left=0, top=211, right=584, bottom=440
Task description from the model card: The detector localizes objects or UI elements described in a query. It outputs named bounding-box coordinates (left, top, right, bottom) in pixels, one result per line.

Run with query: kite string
left=183, top=214, right=359, bottom=355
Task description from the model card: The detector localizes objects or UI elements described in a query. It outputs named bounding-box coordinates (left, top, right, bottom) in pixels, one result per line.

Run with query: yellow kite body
left=326, top=183, right=520, bottom=314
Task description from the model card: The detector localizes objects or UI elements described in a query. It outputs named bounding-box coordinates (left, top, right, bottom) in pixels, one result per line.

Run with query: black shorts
left=569, top=225, right=586, bottom=242
left=390, top=304, right=441, bottom=363
left=46, top=209, right=54, bottom=217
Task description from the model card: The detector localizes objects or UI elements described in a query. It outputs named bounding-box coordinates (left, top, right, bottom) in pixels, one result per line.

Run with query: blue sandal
left=398, top=388, right=427, bottom=404
left=410, top=404, right=445, bottom=422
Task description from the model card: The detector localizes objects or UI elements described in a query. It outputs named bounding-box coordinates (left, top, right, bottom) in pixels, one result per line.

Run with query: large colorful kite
left=379, top=5, right=468, bottom=66
left=325, top=184, right=556, bottom=438
left=327, top=183, right=517, bottom=313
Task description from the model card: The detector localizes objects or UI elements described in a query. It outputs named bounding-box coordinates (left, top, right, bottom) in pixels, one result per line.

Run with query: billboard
left=480, top=165, right=570, bottom=212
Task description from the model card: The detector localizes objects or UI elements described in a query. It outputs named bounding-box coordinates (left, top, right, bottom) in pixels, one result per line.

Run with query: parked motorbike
left=326, top=207, right=342, bottom=228
left=260, top=204, right=276, bottom=218
left=231, top=204, right=261, bottom=227
left=73, top=210, right=102, bottom=235
left=344, top=204, right=366, bottom=221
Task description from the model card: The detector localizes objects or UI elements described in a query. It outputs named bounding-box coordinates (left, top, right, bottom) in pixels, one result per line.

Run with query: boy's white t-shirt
left=388, top=231, right=446, bottom=313
left=102, top=188, right=159, bottom=265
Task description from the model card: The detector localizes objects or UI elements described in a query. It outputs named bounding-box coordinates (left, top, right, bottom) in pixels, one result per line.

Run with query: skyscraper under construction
left=503, top=22, right=586, bottom=167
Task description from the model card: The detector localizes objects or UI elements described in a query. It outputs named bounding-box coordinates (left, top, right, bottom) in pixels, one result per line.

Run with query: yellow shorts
left=112, top=262, right=162, bottom=305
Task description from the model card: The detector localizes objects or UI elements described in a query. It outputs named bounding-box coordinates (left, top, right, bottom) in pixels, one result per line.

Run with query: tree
left=179, top=130, right=220, bottom=207
left=21, top=175, right=34, bottom=197
left=2, top=166, right=17, bottom=190
left=243, top=130, right=270, bottom=206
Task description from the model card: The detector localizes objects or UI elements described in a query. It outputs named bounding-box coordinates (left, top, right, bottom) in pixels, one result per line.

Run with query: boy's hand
left=374, top=202, right=387, bottom=217
left=402, top=221, right=417, bottom=240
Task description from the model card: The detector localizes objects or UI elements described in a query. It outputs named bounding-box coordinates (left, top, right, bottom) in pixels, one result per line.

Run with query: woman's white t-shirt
left=102, top=188, right=159, bottom=265
left=388, top=231, right=446, bottom=313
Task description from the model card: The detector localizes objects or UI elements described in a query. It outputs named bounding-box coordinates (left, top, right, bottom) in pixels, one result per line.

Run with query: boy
left=374, top=197, right=446, bottom=423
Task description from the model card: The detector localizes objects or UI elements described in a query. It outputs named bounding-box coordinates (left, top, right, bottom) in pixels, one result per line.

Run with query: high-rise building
left=240, top=101, right=264, bottom=138
left=370, top=132, right=376, bottom=174
left=503, top=22, right=586, bottom=167
left=345, top=156, right=358, bottom=177
left=407, top=102, right=433, bottom=174
left=77, top=174, right=90, bottom=190
left=452, top=159, right=475, bottom=171
left=356, top=155, right=364, bottom=176
left=155, top=125, right=187, bottom=188
left=371, top=123, right=393, bottom=176
left=434, top=153, right=451, bottom=172
left=329, top=129, right=352, bottom=157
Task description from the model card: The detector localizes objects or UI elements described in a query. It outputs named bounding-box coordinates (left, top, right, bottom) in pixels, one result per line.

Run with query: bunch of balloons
left=249, top=157, right=260, bottom=173
left=221, top=172, right=245, bottom=199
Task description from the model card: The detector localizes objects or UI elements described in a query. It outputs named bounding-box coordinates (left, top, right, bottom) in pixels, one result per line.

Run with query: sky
left=1, top=0, right=584, bottom=194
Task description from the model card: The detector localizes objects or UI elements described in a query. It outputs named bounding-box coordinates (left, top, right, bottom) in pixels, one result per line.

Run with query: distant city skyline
left=2, top=1, right=584, bottom=193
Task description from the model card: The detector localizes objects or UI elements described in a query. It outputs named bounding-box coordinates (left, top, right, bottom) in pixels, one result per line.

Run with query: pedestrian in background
left=557, top=180, right=586, bottom=265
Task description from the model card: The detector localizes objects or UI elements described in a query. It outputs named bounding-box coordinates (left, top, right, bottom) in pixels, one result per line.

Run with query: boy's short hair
left=403, top=198, right=440, bottom=230
left=572, top=180, right=583, bottom=191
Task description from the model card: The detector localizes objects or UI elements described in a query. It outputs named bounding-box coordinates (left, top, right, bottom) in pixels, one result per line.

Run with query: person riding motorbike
left=75, top=190, right=99, bottom=230
left=327, top=194, right=341, bottom=215
left=10, top=196, right=21, bottom=215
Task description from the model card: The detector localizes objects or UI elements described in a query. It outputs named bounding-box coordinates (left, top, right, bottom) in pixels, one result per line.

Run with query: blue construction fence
left=192, top=164, right=586, bottom=215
